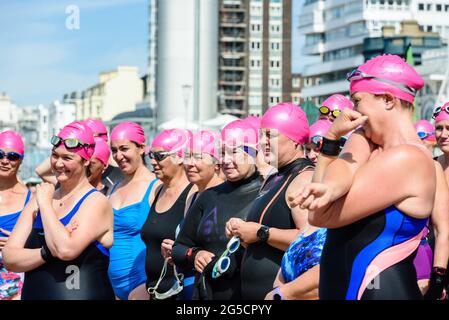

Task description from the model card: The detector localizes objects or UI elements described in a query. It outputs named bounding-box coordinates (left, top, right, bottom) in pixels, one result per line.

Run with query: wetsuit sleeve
left=172, top=197, right=205, bottom=268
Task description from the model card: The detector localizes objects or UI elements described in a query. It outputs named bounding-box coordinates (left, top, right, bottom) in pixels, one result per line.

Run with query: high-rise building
left=156, top=0, right=219, bottom=128
left=298, top=0, right=449, bottom=105
left=147, top=0, right=158, bottom=110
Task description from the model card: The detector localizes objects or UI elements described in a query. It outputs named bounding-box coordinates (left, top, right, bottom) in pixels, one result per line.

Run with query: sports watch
left=320, top=136, right=341, bottom=157
left=257, top=225, right=270, bottom=243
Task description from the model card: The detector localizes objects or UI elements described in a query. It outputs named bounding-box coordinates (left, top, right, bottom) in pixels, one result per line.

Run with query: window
left=436, top=4, right=442, bottom=11
left=270, top=60, right=280, bottom=68
left=446, top=4, right=449, bottom=11
left=270, top=42, right=280, bottom=50
left=426, top=3, right=432, bottom=10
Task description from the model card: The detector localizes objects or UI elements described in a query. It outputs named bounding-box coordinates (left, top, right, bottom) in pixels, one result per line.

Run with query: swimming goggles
left=417, top=131, right=434, bottom=140
left=51, top=136, right=93, bottom=149
left=211, top=236, right=241, bottom=279
left=0, top=150, right=23, bottom=161
left=319, top=106, right=341, bottom=118
left=147, top=258, right=184, bottom=300
left=346, top=69, right=417, bottom=97
left=432, top=105, right=449, bottom=119
left=148, top=150, right=178, bottom=162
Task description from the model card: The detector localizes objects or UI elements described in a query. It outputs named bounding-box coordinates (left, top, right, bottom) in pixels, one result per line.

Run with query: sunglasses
left=0, top=150, right=23, bottom=161
left=51, top=136, right=93, bottom=149
left=432, top=105, right=449, bottom=119
left=346, top=69, right=417, bottom=97
left=148, top=150, right=177, bottom=161
left=212, top=236, right=241, bottom=279
left=417, top=131, right=434, bottom=140
left=319, top=106, right=341, bottom=118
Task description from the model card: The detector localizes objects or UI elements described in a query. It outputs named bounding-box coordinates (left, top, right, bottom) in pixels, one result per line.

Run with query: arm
left=35, top=158, right=57, bottom=185
left=38, top=186, right=113, bottom=261
left=430, top=161, right=449, bottom=269
left=308, top=145, right=435, bottom=228
left=266, top=265, right=320, bottom=300
left=2, top=197, right=46, bottom=272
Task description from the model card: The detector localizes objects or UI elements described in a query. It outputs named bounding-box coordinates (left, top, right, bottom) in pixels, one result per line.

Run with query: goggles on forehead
left=346, top=69, right=417, bottom=97
left=51, top=136, right=93, bottom=149
left=212, top=236, right=241, bottom=279
left=432, top=105, right=449, bottom=119
left=319, top=106, right=341, bottom=118
left=417, top=131, right=434, bottom=140
left=0, top=149, right=23, bottom=161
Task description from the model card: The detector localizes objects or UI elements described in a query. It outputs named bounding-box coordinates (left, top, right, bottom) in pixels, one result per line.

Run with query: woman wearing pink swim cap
left=87, top=138, right=111, bottom=195
left=4, top=121, right=115, bottom=299
left=108, top=121, right=159, bottom=300
left=319, top=94, right=354, bottom=122
left=414, top=119, right=437, bottom=154
left=225, top=102, right=317, bottom=300
left=291, top=54, right=446, bottom=300
left=141, top=128, right=196, bottom=300
left=306, top=119, right=333, bottom=164
left=0, top=130, right=29, bottom=300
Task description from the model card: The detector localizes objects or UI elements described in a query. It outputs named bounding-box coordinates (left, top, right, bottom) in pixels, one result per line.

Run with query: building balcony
left=221, top=51, right=246, bottom=58
left=302, top=41, right=324, bottom=55
left=302, top=54, right=364, bottom=77
left=220, top=65, right=246, bottom=71
left=301, top=0, right=325, bottom=16
left=300, top=79, right=349, bottom=99
left=323, top=35, right=366, bottom=53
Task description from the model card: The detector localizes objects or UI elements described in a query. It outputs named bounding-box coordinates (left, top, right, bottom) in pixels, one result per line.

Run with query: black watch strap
left=320, top=137, right=341, bottom=156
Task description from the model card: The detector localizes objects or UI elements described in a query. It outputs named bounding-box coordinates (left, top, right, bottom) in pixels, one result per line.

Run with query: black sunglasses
left=148, top=150, right=177, bottom=161
left=0, top=149, right=23, bottom=161
left=51, top=136, right=93, bottom=149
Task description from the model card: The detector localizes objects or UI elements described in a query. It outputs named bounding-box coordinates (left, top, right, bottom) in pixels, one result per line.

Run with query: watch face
left=257, top=226, right=269, bottom=242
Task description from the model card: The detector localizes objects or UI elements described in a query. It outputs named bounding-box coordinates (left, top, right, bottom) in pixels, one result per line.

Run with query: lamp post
left=182, top=84, right=192, bottom=129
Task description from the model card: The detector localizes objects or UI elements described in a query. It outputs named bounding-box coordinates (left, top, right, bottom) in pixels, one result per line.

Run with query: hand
left=265, top=289, right=275, bottom=300
left=161, top=239, right=175, bottom=265
left=66, top=220, right=79, bottom=233
left=35, top=183, right=55, bottom=208
left=424, top=269, right=447, bottom=300
left=0, top=228, right=11, bottom=250
left=288, top=182, right=334, bottom=211
left=326, top=109, right=368, bottom=140
left=194, top=250, right=215, bottom=273
left=227, top=219, right=260, bottom=245
left=225, top=218, right=242, bottom=238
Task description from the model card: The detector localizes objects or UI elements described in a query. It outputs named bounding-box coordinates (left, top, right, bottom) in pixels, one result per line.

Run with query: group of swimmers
left=0, top=53, right=448, bottom=300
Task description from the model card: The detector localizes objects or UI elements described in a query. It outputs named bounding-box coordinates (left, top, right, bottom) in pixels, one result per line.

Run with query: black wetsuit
left=240, top=158, right=314, bottom=300
left=22, top=189, right=115, bottom=300
left=173, top=171, right=262, bottom=300
left=320, top=206, right=427, bottom=300
left=102, top=165, right=123, bottom=193
left=141, top=183, right=193, bottom=295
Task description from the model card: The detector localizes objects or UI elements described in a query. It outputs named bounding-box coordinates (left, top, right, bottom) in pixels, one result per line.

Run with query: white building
left=0, top=92, right=19, bottom=131
left=48, top=100, right=77, bottom=138
left=65, top=66, right=144, bottom=122
left=147, top=0, right=158, bottom=110
left=298, top=0, right=449, bottom=104
left=156, top=0, right=219, bottom=128
left=17, top=104, right=50, bottom=149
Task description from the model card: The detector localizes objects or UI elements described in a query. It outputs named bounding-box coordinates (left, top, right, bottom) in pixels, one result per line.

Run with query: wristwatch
left=320, top=136, right=341, bottom=156
left=257, top=225, right=270, bottom=243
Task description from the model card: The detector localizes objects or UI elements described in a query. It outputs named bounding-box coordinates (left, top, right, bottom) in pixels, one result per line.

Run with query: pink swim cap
left=191, top=130, right=221, bottom=160
left=322, top=94, right=353, bottom=111
left=243, top=116, right=262, bottom=131
left=221, top=119, right=259, bottom=148
left=92, top=138, right=111, bottom=166
left=110, top=122, right=145, bottom=145
left=261, top=102, right=309, bottom=144
left=0, top=130, right=25, bottom=156
left=84, top=118, right=108, bottom=142
left=434, top=102, right=449, bottom=123
left=414, top=120, right=436, bottom=142
left=309, top=119, right=332, bottom=140
left=349, top=54, right=424, bottom=104
left=152, top=129, right=191, bottom=157
left=57, top=121, right=95, bottom=160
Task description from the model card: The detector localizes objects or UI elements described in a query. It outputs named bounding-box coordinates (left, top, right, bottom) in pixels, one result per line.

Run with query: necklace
left=56, top=184, right=84, bottom=207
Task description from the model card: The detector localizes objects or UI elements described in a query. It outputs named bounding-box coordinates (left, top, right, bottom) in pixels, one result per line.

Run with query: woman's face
left=184, top=151, right=218, bottom=186
left=435, top=119, right=449, bottom=154
left=351, top=92, right=385, bottom=144
left=51, top=146, right=87, bottom=182
left=0, top=148, right=22, bottom=179
left=260, top=128, right=299, bottom=168
left=88, top=157, right=106, bottom=184
left=221, top=145, right=255, bottom=182
left=150, top=147, right=183, bottom=180
left=111, top=140, right=144, bottom=175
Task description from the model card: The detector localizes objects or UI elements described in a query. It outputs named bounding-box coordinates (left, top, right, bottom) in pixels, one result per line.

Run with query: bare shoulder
left=81, top=191, right=112, bottom=214
left=286, top=169, right=314, bottom=196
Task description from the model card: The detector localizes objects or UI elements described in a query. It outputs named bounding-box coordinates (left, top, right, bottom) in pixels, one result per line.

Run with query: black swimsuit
left=22, top=189, right=114, bottom=300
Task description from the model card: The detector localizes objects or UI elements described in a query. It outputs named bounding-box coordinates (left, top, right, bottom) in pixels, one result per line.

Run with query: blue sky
left=0, top=0, right=310, bottom=106
left=0, top=0, right=148, bottom=106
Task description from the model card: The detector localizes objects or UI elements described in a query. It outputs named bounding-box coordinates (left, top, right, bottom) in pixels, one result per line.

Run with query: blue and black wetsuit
left=22, top=189, right=114, bottom=300
left=320, top=206, right=427, bottom=300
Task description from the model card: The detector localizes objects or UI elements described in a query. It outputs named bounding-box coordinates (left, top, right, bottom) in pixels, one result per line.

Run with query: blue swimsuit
left=108, top=179, right=158, bottom=300
left=281, top=228, right=327, bottom=283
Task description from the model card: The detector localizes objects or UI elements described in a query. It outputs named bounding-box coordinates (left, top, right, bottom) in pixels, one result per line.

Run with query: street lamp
left=182, top=84, right=192, bottom=129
